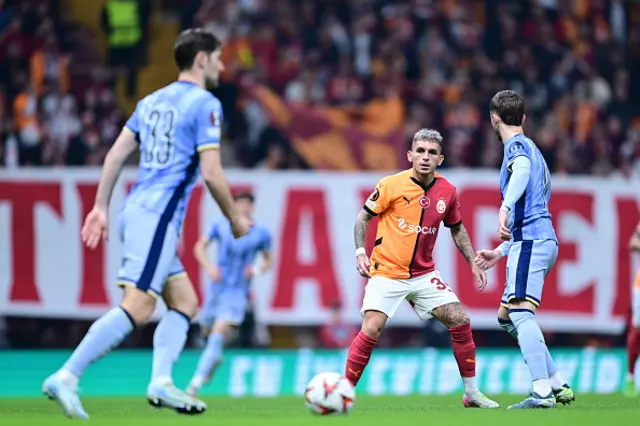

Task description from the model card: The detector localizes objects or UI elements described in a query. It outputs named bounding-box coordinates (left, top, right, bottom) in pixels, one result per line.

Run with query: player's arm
left=195, top=97, right=239, bottom=223
left=500, top=155, right=531, bottom=214
left=356, top=180, right=391, bottom=253
left=193, top=236, right=215, bottom=270
left=194, top=223, right=220, bottom=281
left=354, top=209, right=375, bottom=252
left=254, top=232, right=274, bottom=276
left=443, top=189, right=476, bottom=265
left=94, top=127, right=138, bottom=210
left=449, top=223, right=476, bottom=265
left=630, top=221, right=640, bottom=252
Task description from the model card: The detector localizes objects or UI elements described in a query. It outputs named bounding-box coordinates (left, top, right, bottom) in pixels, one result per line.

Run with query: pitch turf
left=0, top=395, right=638, bottom=425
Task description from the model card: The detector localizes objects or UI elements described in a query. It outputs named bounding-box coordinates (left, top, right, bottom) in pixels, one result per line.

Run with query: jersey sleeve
left=443, top=188, right=462, bottom=228
left=195, top=95, right=223, bottom=153
left=363, top=178, right=393, bottom=216
left=124, top=103, right=140, bottom=140
left=207, top=221, right=220, bottom=241
left=505, top=138, right=532, bottom=167
left=258, top=229, right=272, bottom=251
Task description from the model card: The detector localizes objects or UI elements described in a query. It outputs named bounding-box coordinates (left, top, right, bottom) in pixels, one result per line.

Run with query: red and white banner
left=0, top=169, right=637, bottom=333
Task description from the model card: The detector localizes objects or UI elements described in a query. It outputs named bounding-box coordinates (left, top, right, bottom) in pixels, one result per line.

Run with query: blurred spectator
left=0, top=0, right=127, bottom=167
left=101, top=0, right=150, bottom=97
left=319, top=302, right=358, bottom=349
left=186, top=0, right=640, bottom=174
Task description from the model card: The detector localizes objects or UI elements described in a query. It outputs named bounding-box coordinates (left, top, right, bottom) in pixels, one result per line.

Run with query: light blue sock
left=500, top=316, right=560, bottom=383
left=509, top=309, right=550, bottom=389
left=151, top=309, right=190, bottom=384
left=193, top=332, right=225, bottom=383
left=63, top=307, right=135, bottom=377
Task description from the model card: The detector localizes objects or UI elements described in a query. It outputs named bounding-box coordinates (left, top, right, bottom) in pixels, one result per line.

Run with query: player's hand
left=356, top=254, right=371, bottom=278
left=498, top=209, right=512, bottom=241
left=208, top=266, right=221, bottom=282
left=471, top=263, right=488, bottom=291
left=81, top=206, right=108, bottom=249
left=474, top=249, right=501, bottom=271
left=230, top=216, right=252, bottom=239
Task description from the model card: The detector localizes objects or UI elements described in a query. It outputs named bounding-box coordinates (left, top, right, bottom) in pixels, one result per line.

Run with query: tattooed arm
left=354, top=209, right=374, bottom=277
left=450, top=223, right=476, bottom=265
left=451, top=222, right=487, bottom=289
left=354, top=209, right=374, bottom=250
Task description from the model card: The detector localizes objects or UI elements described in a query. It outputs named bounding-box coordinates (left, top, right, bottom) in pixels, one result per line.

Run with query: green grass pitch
left=0, top=395, right=638, bottom=426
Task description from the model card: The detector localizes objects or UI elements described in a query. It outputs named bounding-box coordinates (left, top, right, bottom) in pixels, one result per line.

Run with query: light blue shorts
left=116, top=205, right=185, bottom=297
left=501, top=239, right=558, bottom=308
left=198, top=284, right=249, bottom=328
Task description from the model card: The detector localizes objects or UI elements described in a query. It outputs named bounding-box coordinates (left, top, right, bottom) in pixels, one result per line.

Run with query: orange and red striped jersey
left=363, top=170, right=462, bottom=279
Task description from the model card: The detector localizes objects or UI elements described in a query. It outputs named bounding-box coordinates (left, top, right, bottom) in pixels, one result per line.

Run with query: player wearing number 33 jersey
left=42, top=29, right=251, bottom=419
left=117, top=79, right=223, bottom=296
left=345, top=128, right=499, bottom=409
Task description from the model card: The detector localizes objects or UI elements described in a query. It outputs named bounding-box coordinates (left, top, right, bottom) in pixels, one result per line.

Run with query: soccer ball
left=304, top=372, right=355, bottom=415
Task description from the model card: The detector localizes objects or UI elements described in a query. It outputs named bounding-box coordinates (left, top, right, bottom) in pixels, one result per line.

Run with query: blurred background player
left=475, top=90, right=574, bottom=409
left=347, top=128, right=499, bottom=409
left=42, top=28, right=251, bottom=418
left=626, top=220, right=640, bottom=397
left=187, top=192, right=272, bottom=396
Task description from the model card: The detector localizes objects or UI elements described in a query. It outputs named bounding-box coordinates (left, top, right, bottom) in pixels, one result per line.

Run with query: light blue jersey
left=499, top=134, right=557, bottom=243
left=199, top=219, right=272, bottom=326
left=124, top=80, right=223, bottom=232
left=116, top=81, right=223, bottom=296
left=499, top=134, right=558, bottom=308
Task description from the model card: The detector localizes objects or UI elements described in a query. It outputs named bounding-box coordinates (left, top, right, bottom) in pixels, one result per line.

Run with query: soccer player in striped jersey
left=42, top=29, right=250, bottom=418
left=346, top=128, right=500, bottom=409
left=475, top=90, right=574, bottom=409
left=625, top=221, right=640, bottom=397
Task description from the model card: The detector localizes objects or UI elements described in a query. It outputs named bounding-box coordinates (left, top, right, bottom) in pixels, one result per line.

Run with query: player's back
left=500, top=134, right=556, bottom=242
left=124, top=81, right=222, bottom=231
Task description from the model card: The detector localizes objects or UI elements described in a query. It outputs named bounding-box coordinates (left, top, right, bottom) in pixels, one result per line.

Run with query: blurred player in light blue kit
left=186, top=192, right=273, bottom=396
left=42, top=29, right=251, bottom=418
left=475, top=90, right=575, bottom=409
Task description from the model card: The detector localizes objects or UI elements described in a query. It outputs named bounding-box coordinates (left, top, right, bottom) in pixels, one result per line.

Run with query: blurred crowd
left=0, top=0, right=127, bottom=167
left=2, top=0, right=640, bottom=175
left=192, top=0, right=640, bottom=175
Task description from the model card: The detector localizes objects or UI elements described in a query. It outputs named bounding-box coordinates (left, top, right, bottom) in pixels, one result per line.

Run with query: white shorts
left=361, top=270, right=460, bottom=320
left=115, top=204, right=185, bottom=298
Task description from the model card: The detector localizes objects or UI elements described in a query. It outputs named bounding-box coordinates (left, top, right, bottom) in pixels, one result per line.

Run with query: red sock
left=344, top=331, right=377, bottom=386
left=449, top=323, right=476, bottom=378
left=627, top=327, right=640, bottom=375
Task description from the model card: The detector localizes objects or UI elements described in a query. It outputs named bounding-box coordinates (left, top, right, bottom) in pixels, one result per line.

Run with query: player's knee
left=361, top=311, right=387, bottom=340
left=497, top=305, right=510, bottom=322
left=120, top=287, right=157, bottom=325
left=212, top=321, right=236, bottom=341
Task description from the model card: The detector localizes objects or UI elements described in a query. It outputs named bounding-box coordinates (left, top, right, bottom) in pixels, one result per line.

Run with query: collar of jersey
left=410, top=175, right=438, bottom=192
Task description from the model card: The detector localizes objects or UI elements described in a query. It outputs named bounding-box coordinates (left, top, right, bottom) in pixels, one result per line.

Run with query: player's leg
left=506, top=240, right=566, bottom=409
left=147, top=256, right=206, bottom=414
left=344, top=276, right=405, bottom=387
left=188, top=287, right=247, bottom=395
left=43, top=207, right=163, bottom=418
left=625, top=276, right=640, bottom=396
left=412, top=272, right=498, bottom=408
left=497, top=303, right=573, bottom=404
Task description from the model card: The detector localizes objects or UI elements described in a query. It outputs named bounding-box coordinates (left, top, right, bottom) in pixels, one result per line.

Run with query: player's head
left=407, top=128, right=444, bottom=176
left=234, top=192, right=255, bottom=218
left=489, top=90, right=526, bottom=141
left=174, top=28, right=224, bottom=89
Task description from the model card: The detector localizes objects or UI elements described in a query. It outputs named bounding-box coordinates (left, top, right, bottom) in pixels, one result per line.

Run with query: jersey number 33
left=141, top=106, right=177, bottom=169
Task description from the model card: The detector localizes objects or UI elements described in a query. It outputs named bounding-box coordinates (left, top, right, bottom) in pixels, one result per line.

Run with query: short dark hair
left=234, top=192, right=255, bottom=203
left=490, top=90, right=525, bottom=126
left=173, top=28, right=222, bottom=71
left=412, top=128, right=443, bottom=151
